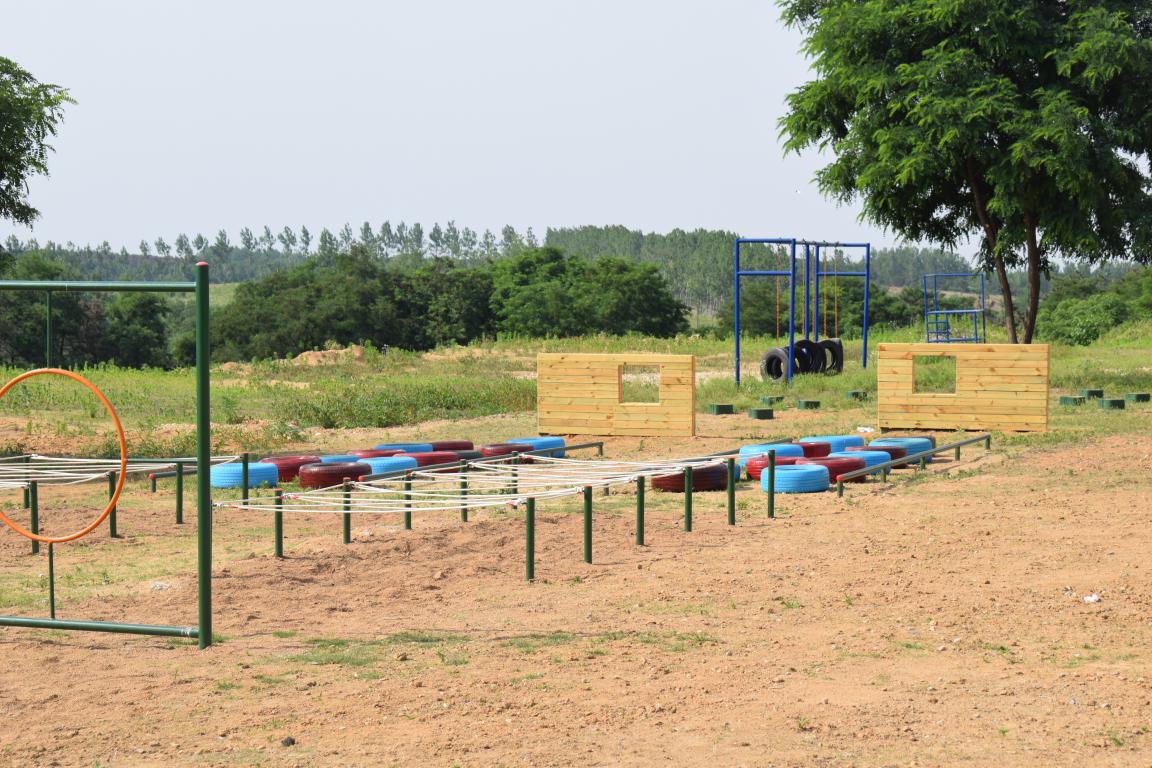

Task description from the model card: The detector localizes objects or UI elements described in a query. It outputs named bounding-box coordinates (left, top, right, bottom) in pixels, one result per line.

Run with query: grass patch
left=501, top=632, right=575, bottom=654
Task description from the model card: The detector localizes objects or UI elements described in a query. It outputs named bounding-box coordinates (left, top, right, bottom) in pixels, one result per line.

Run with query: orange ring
left=0, top=369, right=127, bottom=544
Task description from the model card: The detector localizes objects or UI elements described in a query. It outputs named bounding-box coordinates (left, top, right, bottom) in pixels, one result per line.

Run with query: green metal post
left=882, top=466, right=889, bottom=483
left=274, top=489, right=284, bottom=558
left=48, top=543, right=56, bottom=619
left=241, top=453, right=250, bottom=502
left=525, top=497, right=535, bottom=582
left=919, top=456, right=927, bottom=470
left=726, top=458, right=736, bottom=526
left=403, top=474, right=412, bottom=530
left=635, top=476, right=645, bottom=546
left=767, top=451, right=776, bottom=518
left=512, top=465, right=518, bottom=496
left=683, top=466, right=693, bottom=532
left=175, top=461, right=184, bottom=524
left=583, top=485, right=592, bottom=564
left=836, top=479, right=844, bottom=498
left=460, top=473, right=469, bottom=522
left=342, top=479, right=352, bottom=544
left=150, top=475, right=157, bottom=493
left=955, top=445, right=961, bottom=461
left=985, top=435, right=991, bottom=451
left=45, top=291, right=53, bottom=368
left=29, top=481, right=39, bottom=555
left=195, top=261, right=213, bottom=649
left=108, top=471, right=120, bottom=538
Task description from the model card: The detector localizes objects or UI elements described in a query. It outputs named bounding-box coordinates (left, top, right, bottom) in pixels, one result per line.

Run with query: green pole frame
left=29, top=480, right=39, bottom=555
left=274, top=489, right=284, bottom=558
left=726, top=458, right=736, bottom=526
left=582, top=485, right=592, bottom=563
left=525, top=497, right=535, bottom=582
left=683, top=466, right=693, bottom=532
left=195, top=262, right=213, bottom=649
left=635, top=476, right=645, bottom=546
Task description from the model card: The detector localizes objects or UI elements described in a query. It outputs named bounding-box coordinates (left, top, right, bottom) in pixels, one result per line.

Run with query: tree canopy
left=0, top=57, right=72, bottom=225
left=779, top=0, right=1152, bottom=342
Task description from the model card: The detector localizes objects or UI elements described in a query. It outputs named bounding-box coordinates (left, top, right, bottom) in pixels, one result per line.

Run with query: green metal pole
left=274, top=489, right=284, bottom=558
left=882, top=466, right=889, bottom=483
left=683, top=466, right=693, bottom=532
left=525, top=497, right=535, bottom=582
left=919, top=455, right=927, bottom=470
left=726, top=458, right=736, bottom=526
left=635, top=476, right=645, bottom=546
left=150, top=474, right=157, bottom=493
left=767, top=451, right=776, bottom=519
left=985, top=435, right=991, bottom=451
left=583, top=485, right=592, bottom=564
left=342, top=479, right=352, bottom=544
left=195, top=261, right=213, bottom=649
left=0, top=616, right=197, bottom=638
left=108, top=471, right=120, bottom=538
left=29, top=480, right=39, bottom=555
left=175, top=461, right=184, bottom=524
left=403, top=474, right=412, bottom=530
left=954, top=445, right=961, bottom=461
left=47, top=543, right=56, bottom=619
left=241, top=452, right=250, bottom=503
left=44, top=291, right=53, bottom=368
left=460, top=473, right=468, bottom=522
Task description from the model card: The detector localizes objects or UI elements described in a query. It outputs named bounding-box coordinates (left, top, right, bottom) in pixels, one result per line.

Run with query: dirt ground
left=2, top=431, right=1152, bottom=767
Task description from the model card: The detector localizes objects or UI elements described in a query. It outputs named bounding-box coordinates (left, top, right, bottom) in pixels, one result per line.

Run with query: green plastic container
left=1124, top=392, right=1150, bottom=404
left=1058, top=395, right=1085, bottom=406
left=746, top=408, right=774, bottom=420
left=761, top=395, right=785, bottom=405
left=844, top=390, right=868, bottom=401
left=1080, top=388, right=1104, bottom=399
left=1098, top=398, right=1125, bottom=410
left=796, top=400, right=821, bottom=410
left=706, top=404, right=735, bottom=415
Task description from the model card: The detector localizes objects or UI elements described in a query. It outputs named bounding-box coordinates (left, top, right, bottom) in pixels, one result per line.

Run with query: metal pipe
left=525, top=497, right=535, bottom=582
left=29, top=480, right=39, bottom=555
left=403, top=474, right=412, bottom=530
left=45, top=291, right=53, bottom=368
left=0, top=616, right=198, bottom=637
left=726, top=458, right=736, bottom=526
left=862, top=243, right=871, bottom=368
left=47, top=543, right=55, bottom=618
left=0, top=280, right=196, bottom=293
left=683, top=466, right=693, bottom=532
left=734, top=238, right=741, bottom=385
left=635, top=476, right=645, bottom=546
left=835, top=434, right=992, bottom=483
left=459, top=473, right=469, bottom=522
left=175, top=461, right=184, bottom=524
left=767, top=451, right=776, bottom=518
left=788, top=240, right=796, bottom=382
left=274, top=489, right=284, bottom=558
left=583, top=486, right=592, bottom=563
left=241, top=453, right=250, bottom=503
left=342, top=479, right=352, bottom=544
left=195, top=261, right=213, bottom=649
left=107, top=471, right=120, bottom=538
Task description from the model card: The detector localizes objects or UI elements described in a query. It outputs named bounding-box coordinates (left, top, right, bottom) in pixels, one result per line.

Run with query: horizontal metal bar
left=815, top=271, right=866, bottom=277
left=0, top=616, right=198, bottom=637
left=736, top=270, right=791, bottom=277
left=837, top=434, right=990, bottom=481
left=925, top=273, right=980, bottom=278
left=735, top=238, right=794, bottom=245
left=0, top=280, right=196, bottom=294
left=925, top=309, right=985, bottom=315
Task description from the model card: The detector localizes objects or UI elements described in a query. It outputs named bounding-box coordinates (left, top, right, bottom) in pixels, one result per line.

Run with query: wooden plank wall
left=877, top=343, right=1049, bottom=432
left=537, top=353, right=696, bottom=437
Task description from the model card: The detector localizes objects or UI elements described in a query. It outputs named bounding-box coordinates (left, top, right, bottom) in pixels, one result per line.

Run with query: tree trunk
left=966, top=159, right=1017, bottom=343
left=1022, top=212, right=1042, bottom=344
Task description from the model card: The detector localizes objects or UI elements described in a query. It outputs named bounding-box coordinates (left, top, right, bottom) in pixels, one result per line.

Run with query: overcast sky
left=4, top=0, right=907, bottom=251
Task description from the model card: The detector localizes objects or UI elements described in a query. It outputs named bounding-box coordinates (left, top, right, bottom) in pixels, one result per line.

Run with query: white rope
left=0, top=454, right=239, bottom=486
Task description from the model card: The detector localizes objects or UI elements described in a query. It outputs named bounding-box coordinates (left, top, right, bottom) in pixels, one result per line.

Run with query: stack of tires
left=760, top=338, right=844, bottom=381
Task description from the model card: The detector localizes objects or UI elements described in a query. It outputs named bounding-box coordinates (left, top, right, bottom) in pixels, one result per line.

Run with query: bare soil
left=1, top=434, right=1151, bottom=767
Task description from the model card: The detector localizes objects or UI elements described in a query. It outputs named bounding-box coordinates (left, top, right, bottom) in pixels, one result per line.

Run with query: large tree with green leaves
left=0, top=57, right=72, bottom=225
left=779, top=0, right=1152, bottom=342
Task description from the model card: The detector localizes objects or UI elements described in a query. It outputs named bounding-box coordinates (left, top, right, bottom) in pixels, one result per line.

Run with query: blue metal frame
left=734, top=238, right=871, bottom=384
left=922, top=272, right=986, bottom=343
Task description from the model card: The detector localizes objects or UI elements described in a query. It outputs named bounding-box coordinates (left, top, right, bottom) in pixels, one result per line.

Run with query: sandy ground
left=1, top=433, right=1152, bottom=767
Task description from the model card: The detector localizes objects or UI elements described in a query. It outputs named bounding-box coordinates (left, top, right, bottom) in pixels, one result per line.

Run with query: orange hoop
left=0, top=369, right=127, bottom=544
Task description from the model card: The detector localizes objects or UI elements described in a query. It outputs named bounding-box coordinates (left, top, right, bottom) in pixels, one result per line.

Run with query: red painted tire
left=745, top=455, right=803, bottom=480
left=845, top=444, right=907, bottom=466
left=260, top=454, right=322, bottom=482
left=794, top=441, right=832, bottom=458
left=430, top=440, right=473, bottom=451
left=651, top=464, right=728, bottom=492
left=350, top=448, right=403, bottom=459
left=399, top=451, right=460, bottom=468
left=796, top=457, right=868, bottom=483
left=298, top=461, right=371, bottom=489
left=479, top=443, right=533, bottom=458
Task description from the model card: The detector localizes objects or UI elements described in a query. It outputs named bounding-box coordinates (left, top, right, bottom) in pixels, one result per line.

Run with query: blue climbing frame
left=922, top=272, right=986, bottom=343
left=733, top=238, right=871, bottom=384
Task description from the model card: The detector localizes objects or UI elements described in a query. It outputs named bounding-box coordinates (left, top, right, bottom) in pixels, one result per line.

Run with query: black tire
left=793, top=339, right=820, bottom=374
left=759, top=348, right=788, bottom=381
left=818, top=338, right=844, bottom=373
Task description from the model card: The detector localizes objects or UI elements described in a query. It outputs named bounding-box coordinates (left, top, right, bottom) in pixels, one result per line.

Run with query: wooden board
left=537, top=353, right=696, bottom=437
left=876, top=343, right=1049, bottom=432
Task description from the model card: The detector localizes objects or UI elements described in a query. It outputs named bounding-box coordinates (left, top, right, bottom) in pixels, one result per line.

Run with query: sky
left=3, top=0, right=905, bottom=251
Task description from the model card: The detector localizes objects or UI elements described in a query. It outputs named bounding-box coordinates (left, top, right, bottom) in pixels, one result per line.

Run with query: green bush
left=1037, top=294, right=1128, bottom=346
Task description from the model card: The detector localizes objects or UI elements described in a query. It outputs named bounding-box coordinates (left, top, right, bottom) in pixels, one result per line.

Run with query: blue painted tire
left=319, top=454, right=357, bottom=463
left=737, top=443, right=804, bottom=472
left=870, top=437, right=934, bottom=462
left=210, top=461, right=279, bottom=489
left=828, top=450, right=889, bottom=474
left=359, top=455, right=419, bottom=475
left=764, top=464, right=829, bottom=493
left=505, top=437, right=566, bottom=457
left=799, top=434, right=865, bottom=453
left=374, top=443, right=434, bottom=453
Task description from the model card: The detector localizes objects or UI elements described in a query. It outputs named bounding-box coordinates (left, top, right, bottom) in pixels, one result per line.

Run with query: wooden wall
left=877, top=343, right=1049, bottom=432
left=537, top=353, right=695, bottom=437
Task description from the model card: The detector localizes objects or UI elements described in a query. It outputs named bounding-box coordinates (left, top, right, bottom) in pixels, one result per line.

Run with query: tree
left=0, top=57, right=73, bottom=225
left=779, top=0, right=1152, bottom=343
left=104, top=293, right=171, bottom=368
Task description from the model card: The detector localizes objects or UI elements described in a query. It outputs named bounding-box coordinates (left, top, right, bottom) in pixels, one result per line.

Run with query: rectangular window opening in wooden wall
left=619, top=364, right=660, bottom=403
left=913, top=354, right=957, bottom=394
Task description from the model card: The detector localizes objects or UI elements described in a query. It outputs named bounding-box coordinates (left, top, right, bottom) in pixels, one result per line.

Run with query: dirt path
left=1, top=436, right=1151, bottom=766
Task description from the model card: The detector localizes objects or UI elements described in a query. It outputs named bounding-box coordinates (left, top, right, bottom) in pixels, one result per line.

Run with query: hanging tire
left=760, top=348, right=789, bottom=381
left=298, top=461, right=371, bottom=489
left=651, top=463, right=728, bottom=492
left=794, top=339, right=822, bottom=373
left=818, top=338, right=844, bottom=373
left=259, top=454, right=322, bottom=482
